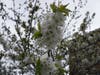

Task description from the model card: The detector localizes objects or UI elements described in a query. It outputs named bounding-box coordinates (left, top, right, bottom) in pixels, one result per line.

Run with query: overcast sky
left=85, top=0, right=100, bottom=30
left=1, top=0, right=100, bottom=31
left=40, top=0, right=100, bottom=31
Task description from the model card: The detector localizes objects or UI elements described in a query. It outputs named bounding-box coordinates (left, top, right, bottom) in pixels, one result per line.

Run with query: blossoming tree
left=0, top=0, right=95, bottom=75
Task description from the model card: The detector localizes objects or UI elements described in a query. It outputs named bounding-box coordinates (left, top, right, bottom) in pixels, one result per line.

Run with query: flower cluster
left=0, top=35, right=10, bottom=50
left=36, top=12, right=66, bottom=49
left=40, top=54, right=57, bottom=75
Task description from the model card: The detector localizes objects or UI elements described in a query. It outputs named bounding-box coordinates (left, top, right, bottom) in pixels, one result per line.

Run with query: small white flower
left=23, top=56, right=33, bottom=64
left=36, top=12, right=66, bottom=49
left=40, top=54, right=57, bottom=75
left=0, top=36, right=10, bottom=50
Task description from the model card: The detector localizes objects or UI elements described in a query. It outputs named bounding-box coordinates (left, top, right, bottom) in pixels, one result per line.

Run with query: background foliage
left=0, top=0, right=97, bottom=75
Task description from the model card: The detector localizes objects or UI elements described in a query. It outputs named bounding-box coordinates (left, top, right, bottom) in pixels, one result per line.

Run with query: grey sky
left=85, top=0, right=100, bottom=30
left=0, top=0, right=100, bottom=31
left=40, top=0, right=100, bottom=30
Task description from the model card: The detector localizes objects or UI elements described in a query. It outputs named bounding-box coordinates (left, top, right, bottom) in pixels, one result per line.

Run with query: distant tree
left=0, top=0, right=95, bottom=75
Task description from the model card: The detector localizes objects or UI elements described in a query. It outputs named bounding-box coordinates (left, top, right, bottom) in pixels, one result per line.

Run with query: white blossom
left=36, top=12, right=66, bottom=49
left=40, top=54, right=57, bottom=75
left=23, top=56, right=33, bottom=65
left=0, top=35, right=10, bottom=50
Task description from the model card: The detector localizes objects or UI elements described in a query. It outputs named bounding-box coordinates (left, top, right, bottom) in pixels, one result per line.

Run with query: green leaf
left=32, top=31, right=42, bottom=39
left=56, top=55, right=63, bottom=60
left=50, top=3, right=71, bottom=15
left=32, top=22, right=42, bottom=39
left=80, top=23, right=87, bottom=31
left=58, top=4, right=71, bottom=16
left=30, top=27, right=36, bottom=33
left=22, top=21, right=26, bottom=28
left=35, top=58, right=42, bottom=75
left=50, top=2, right=57, bottom=12
left=55, top=63, right=60, bottom=68
left=18, top=52, right=25, bottom=60
left=38, top=22, right=41, bottom=31
left=58, top=68, right=66, bottom=75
